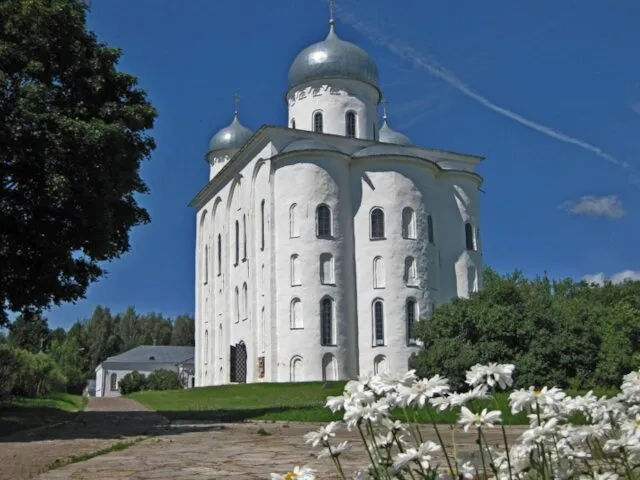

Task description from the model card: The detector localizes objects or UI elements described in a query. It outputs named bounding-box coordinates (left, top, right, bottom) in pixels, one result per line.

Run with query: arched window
left=402, top=207, right=416, bottom=239
left=217, top=234, right=222, bottom=275
left=290, top=298, right=302, bottom=329
left=373, top=300, right=384, bottom=346
left=110, top=373, right=117, bottom=391
left=218, top=324, right=223, bottom=359
left=291, top=118, right=296, bottom=129
left=290, top=254, right=300, bottom=286
left=373, top=256, right=385, bottom=289
left=320, top=297, right=334, bottom=346
left=405, top=256, right=418, bottom=286
left=260, top=200, right=265, bottom=251
left=290, top=356, right=304, bottom=382
left=373, top=123, right=377, bottom=141
left=234, top=286, right=240, bottom=323
left=320, top=253, right=334, bottom=284
left=374, top=355, right=387, bottom=375
left=259, top=307, right=265, bottom=353
left=242, top=283, right=248, bottom=320
left=370, top=208, right=385, bottom=239
left=322, top=353, right=337, bottom=381
left=289, top=203, right=299, bottom=238
left=234, top=220, right=240, bottom=265
left=465, top=222, right=476, bottom=250
left=345, top=111, right=356, bottom=138
left=204, top=330, right=209, bottom=364
left=203, top=245, right=209, bottom=284
left=316, top=205, right=332, bottom=238
left=313, top=112, right=323, bottom=133
left=427, top=215, right=435, bottom=244
left=406, top=299, right=417, bottom=345
left=242, top=215, right=247, bottom=260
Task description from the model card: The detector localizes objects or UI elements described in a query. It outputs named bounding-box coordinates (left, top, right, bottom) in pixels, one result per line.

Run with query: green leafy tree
left=86, top=306, right=121, bottom=371
left=117, top=306, right=141, bottom=351
left=171, top=315, right=195, bottom=346
left=8, top=312, right=50, bottom=353
left=50, top=335, right=86, bottom=393
left=144, top=369, right=181, bottom=391
left=0, top=0, right=157, bottom=326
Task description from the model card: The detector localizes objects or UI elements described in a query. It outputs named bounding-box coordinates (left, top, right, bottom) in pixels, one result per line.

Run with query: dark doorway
left=229, top=341, right=247, bottom=383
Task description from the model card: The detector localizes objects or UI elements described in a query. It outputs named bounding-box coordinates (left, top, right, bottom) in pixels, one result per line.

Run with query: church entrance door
left=229, top=342, right=247, bottom=383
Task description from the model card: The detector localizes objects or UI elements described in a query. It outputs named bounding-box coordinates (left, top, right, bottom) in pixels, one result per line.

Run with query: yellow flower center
left=635, top=418, right=640, bottom=427
left=534, top=389, right=542, bottom=395
left=283, top=473, right=299, bottom=480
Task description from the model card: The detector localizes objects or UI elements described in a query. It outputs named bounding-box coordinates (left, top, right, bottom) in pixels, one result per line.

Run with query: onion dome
left=208, top=112, right=253, bottom=152
left=288, top=23, right=380, bottom=93
left=378, top=103, right=412, bottom=145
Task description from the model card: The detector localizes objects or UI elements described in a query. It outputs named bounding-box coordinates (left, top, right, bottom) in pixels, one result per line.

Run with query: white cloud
left=332, top=2, right=638, bottom=183
left=559, top=195, right=626, bottom=218
left=582, top=270, right=640, bottom=286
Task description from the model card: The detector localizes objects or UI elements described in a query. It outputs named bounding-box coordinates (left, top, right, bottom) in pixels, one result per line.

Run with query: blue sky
left=44, top=0, right=640, bottom=329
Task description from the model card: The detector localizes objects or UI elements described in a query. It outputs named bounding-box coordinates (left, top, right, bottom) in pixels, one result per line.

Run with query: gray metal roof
left=208, top=114, right=254, bottom=152
left=379, top=120, right=412, bottom=146
left=288, top=26, right=380, bottom=92
left=103, top=346, right=195, bottom=365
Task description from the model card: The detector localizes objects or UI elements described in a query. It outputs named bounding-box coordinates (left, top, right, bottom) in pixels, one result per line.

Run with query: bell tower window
left=345, top=111, right=356, bottom=138
left=313, top=112, right=324, bottom=133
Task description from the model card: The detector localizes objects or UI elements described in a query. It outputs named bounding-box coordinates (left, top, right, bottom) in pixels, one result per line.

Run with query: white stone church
left=190, top=14, right=484, bottom=387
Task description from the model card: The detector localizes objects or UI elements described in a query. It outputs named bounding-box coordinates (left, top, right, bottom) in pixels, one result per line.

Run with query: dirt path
left=0, top=397, right=168, bottom=480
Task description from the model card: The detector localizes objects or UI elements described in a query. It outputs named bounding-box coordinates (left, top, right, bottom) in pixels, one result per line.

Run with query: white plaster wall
left=351, top=162, right=435, bottom=376
left=272, top=153, right=357, bottom=382
left=95, top=366, right=104, bottom=397
left=208, top=150, right=234, bottom=180
left=287, top=79, right=379, bottom=140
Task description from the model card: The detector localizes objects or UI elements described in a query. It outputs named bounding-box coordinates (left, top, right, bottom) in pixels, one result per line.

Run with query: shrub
left=118, top=371, right=146, bottom=394
left=0, top=345, right=67, bottom=397
left=144, top=369, right=181, bottom=391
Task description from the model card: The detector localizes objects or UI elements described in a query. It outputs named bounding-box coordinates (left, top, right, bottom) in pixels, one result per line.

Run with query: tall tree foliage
left=413, top=267, right=640, bottom=390
left=8, top=312, right=50, bottom=353
left=0, top=0, right=157, bottom=325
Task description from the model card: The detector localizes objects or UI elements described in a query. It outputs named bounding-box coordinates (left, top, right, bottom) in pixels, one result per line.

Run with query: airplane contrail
left=334, top=3, right=637, bottom=176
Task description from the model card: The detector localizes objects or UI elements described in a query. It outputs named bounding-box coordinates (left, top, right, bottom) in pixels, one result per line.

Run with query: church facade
left=190, top=16, right=484, bottom=387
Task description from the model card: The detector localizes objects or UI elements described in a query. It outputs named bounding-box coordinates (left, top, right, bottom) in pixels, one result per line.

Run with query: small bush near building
left=144, top=369, right=181, bottom=391
left=118, top=371, right=146, bottom=394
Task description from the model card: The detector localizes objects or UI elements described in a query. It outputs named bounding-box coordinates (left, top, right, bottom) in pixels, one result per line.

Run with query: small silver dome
left=379, top=119, right=412, bottom=146
left=288, top=26, right=380, bottom=92
left=208, top=114, right=253, bottom=152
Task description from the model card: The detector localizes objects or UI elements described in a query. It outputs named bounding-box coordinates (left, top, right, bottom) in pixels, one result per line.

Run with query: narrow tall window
left=259, top=307, right=265, bottom=353
left=406, top=299, right=416, bottom=345
left=345, top=111, right=356, bottom=138
left=289, top=203, right=299, bottom=238
left=203, top=245, right=209, bottom=284
left=204, top=330, right=209, bottom=364
left=467, top=266, right=478, bottom=295
left=402, top=207, right=416, bottom=239
left=427, top=215, right=435, bottom=244
left=234, top=286, right=240, bottom=323
left=373, top=123, right=377, bottom=141
left=370, top=208, right=385, bottom=239
left=291, top=254, right=301, bottom=286
left=291, top=119, right=296, bottom=129
left=316, top=205, right=331, bottom=238
left=234, top=220, right=239, bottom=265
left=217, top=234, right=222, bottom=275
left=260, top=200, right=265, bottom=251
left=373, top=300, right=384, bottom=346
left=465, top=222, right=475, bottom=250
left=290, top=298, right=302, bottom=329
left=218, top=324, right=223, bottom=359
left=242, top=283, right=248, bottom=320
left=320, top=297, right=334, bottom=345
left=373, top=256, right=385, bottom=289
left=110, top=373, right=117, bottom=391
left=242, top=215, right=247, bottom=260
left=314, top=112, right=323, bottom=133
left=405, top=256, right=418, bottom=286
left=320, top=253, right=334, bottom=284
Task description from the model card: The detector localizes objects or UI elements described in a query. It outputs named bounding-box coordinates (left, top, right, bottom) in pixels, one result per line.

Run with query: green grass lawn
left=0, top=393, right=86, bottom=437
left=129, top=382, right=538, bottom=425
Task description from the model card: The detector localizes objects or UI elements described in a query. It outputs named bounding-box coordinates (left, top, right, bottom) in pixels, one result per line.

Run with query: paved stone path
left=34, top=421, right=526, bottom=480
left=0, top=397, right=167, bottom=480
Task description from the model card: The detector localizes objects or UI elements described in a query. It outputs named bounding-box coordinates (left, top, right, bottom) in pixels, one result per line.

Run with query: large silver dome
left=208, top=114, right=253, bottom=152
left=288, top=26, right=380, bottom=92
left=379, top=119, right=412, bottom=146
